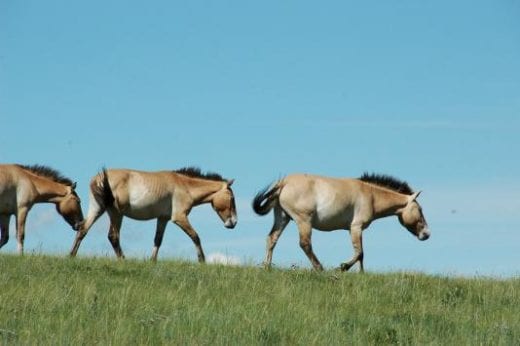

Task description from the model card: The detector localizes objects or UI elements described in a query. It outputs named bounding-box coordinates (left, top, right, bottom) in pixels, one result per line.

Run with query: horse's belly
left=0, top=205, right=15, bottom=214
left=123, top=205, right=169, bottom=220
left=120, top=198, right=171, bottom=220
left=312, top=210, right=352, bottom=231
left=121, top=184, right=171, bottom=220
left=0, top=191, right=16, bottom=214
left=313, top=218, right=349, bottom=231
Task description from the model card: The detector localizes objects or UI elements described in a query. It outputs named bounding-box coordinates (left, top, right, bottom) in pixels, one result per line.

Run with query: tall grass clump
left=0, top=254, right=518, bottom=345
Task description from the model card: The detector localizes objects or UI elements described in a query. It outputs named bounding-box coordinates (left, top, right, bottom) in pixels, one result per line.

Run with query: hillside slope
left=0, top=255, right=518, bottom=344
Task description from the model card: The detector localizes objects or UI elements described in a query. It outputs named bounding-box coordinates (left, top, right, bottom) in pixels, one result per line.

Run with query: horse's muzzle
left=224, top=219, right=237, bottom=229
left=73, top=221, right=84, bottom=232
left=418, top=229, right=430, bottom=241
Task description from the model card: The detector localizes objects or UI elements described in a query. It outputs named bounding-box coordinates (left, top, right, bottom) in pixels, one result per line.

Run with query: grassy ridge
left=0, top=255, right=518, bottom=345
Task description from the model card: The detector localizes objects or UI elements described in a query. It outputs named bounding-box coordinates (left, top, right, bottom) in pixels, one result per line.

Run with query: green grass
left=0, top=255, right=518, bottom=345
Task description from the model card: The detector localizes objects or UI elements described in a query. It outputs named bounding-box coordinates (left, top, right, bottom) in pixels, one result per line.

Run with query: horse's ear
left=72, top=182, right=77, bottom=190
left=227, top=179, right=235, bottom=187
left=410, top=191, right=421, bottom=202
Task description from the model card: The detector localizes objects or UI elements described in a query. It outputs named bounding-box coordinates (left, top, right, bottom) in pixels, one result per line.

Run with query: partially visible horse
left=0, top=164, right=84, bottom=254
left=70, top=167, right=237, bottom=261
left=253, top=173, right=430, bottom=272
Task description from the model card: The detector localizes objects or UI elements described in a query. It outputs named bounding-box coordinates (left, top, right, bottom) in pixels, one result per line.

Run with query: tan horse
left=0, top=164, right=84, bottom=254
left=253, top=173, right=430, bottom=272
left=70, top=167, right=237, bottom=261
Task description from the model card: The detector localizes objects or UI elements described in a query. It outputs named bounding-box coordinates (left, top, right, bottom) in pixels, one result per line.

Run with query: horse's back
left=107, top=169, right=175, bottom=191
left=282, top=174, right=362, bottom=198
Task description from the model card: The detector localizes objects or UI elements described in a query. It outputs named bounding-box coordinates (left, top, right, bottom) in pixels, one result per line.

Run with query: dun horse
left=253, top=173, right=430, bottom=272
left=0, top=164, right=84, bottom=254
left=70, top=167, right=237, bottom=261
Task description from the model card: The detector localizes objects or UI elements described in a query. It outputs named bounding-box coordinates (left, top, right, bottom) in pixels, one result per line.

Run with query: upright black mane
left=17, top=164, right=74, bottom=186
left=359, top=172, right=414, bottom=195
left=174, top=166, right=225, bottom=182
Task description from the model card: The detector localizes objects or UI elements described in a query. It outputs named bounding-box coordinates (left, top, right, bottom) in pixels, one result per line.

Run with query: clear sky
left=2, top=1, right=519, bottom=277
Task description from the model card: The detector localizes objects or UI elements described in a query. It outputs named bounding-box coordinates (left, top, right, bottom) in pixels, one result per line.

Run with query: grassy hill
left=0, top=255, right=518, bottom=345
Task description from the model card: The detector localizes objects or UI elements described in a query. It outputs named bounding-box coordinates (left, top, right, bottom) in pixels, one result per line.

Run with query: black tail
left=91, top=168, right=115, bottom=209
left=252, top=182, right=280, bottom=216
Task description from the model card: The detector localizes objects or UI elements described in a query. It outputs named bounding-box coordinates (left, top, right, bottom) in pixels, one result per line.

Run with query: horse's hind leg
left=296, top=221, right=324, bottom=271
left=264, top=206, right=290, bottom=268
left=107, top=210, right=125, bottom=259
left=151, top=218, right=168, bottom=261
left=0, top=215, right=11, bottom=249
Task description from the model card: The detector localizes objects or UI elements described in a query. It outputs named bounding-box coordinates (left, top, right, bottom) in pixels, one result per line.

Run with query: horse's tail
left=252, top=180, right=282, bottom=216
left=91, top=168, right=115, bottom=209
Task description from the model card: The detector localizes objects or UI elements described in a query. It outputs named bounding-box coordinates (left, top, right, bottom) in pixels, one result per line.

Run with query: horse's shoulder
left=0, top=165, right=19, bottom=187
left=1, top=164, right=24, bottom=175
left=3, top=165, right=33, bottom=182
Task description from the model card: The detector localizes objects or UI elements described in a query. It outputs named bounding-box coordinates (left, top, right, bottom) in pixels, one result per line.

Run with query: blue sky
left=1, top=1, right=519, bottom=276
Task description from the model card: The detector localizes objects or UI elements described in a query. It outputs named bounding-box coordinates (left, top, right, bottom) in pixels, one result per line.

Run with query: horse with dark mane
left=253, top=172, right=430, bottom=272
left=70, top=167, right=237, bottom=261
left=0, top=164, right=83, bottom=254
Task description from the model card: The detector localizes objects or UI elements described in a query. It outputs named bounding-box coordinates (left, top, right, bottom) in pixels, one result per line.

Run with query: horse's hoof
left=340, top=263, right=351, bottom=272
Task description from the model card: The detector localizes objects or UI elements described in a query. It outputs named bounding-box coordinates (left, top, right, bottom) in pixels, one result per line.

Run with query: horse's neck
left=370, top=188, right=409, bottom=219
left=185, top=179, right=223, bottom=205
left=30, top=175, right=69, bottom=203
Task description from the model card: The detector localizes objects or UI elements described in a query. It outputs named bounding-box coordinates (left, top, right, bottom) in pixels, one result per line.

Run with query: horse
left=0, top=164, right=84, bottom=254
left=70, top=167, right=237, bottom=261
left=252, top=172, right=430, bottom=272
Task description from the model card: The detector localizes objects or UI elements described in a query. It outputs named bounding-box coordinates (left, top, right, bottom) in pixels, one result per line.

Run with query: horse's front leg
left=173, top=214, right=205, bottom=263
left=15, top=207, right=29, bottom=255
left=70, top=195, right=105, bottom=257
left=151, top=218, right=168, bottom=261
left=0, top=214, right=11, bottom=249
left=341, top=225, right=364, bottom=272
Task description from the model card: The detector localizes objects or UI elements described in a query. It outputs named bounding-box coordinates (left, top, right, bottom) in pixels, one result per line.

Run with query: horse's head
left=56, top=182, right=84, bottom=231
left=398, top=191, right=430, bottom=241
left=211, top=179, right=237, bottom=229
